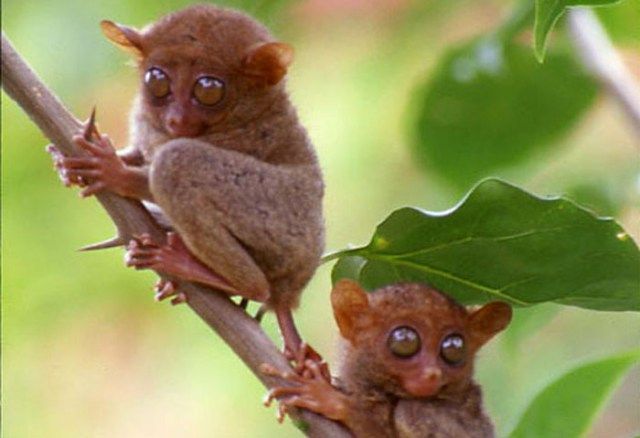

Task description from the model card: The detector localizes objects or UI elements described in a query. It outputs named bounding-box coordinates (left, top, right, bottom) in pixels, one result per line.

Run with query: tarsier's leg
left=275, top=307, right=330, bottom=380
left=142, top=139, right=278, bottom=302
left=143, top=140, right=325, bottom=369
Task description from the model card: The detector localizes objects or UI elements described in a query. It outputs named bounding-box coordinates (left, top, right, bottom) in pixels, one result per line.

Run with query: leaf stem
left=320, top=247, right=363, bottom=264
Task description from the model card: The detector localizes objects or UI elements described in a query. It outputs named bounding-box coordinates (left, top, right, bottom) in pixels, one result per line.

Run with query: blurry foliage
left=533, top=0, right=622, bottom=61
left=509, top=350, right=640, bottom=438
left=3, top=0, right=639, bottom=437
left=410, top=39, right=597, bottom=189
left=596, top=0, right=640, bottom=45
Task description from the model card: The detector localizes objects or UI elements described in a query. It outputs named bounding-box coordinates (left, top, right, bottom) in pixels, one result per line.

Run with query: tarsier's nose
left=403, top=366, right=443, bottom=398
left=165, top=109, right=201, bottom=138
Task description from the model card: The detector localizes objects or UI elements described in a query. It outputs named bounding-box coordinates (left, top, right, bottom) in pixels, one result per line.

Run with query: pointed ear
left=100, top=20, right=144, bottom=58
left=331, top=279, right=370, bottom=342
left=468, top=302, right=512, bottom=348
left=241, top=42, right=294, bottom=86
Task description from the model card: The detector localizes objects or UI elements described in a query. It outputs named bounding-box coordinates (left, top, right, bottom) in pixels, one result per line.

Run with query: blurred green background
left=2, top=0, right=639, bottom=437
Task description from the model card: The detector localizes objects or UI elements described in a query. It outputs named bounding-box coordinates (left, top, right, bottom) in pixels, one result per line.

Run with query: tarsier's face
left=379, top=303, right=474, bottom=398
left=100, top=5, right=293, bottom=138
left=331, top=281, right=512, bottom=399
left=140, top=51, right=233, bottom=138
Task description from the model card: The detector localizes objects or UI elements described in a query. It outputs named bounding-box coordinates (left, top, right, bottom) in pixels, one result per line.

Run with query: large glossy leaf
left=509, top=350, right=640, bottom=438
left=534, top=0, right=622, bottom=61
left=411, top=40, right=597, bottom=189
left=329, top=179, right=640, bottom=311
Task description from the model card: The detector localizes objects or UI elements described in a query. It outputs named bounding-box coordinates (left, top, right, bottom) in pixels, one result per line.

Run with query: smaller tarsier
left=47, top=5, right=325, bottom=370
left=263, top=280, right=512, bottom=437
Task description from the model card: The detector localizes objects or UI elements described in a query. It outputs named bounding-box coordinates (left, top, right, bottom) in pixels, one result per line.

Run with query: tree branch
left=1, top=32, right=349, bottom=438
left=567, top=8, right=640, bottom=140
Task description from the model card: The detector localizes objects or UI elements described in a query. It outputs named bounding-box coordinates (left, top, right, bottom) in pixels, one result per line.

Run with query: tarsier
left=48, top=5, right=325, bottom=367
left=263, top=280, right=512, bottom=437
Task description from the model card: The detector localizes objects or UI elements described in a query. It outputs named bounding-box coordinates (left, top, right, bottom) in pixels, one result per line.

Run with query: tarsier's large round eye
left=144, top=67, right=171, bottom=98
left=388, top=326, right=421, bottom=358
left=440, top=334, right=466, bottom=366
left=193, top=76, right=225, bottom=106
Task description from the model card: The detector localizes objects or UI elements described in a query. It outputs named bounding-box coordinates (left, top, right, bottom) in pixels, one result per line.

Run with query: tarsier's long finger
left=65, top=168, right=101, bottom=179
left=155, top=281, right=178, bottom=301
left=126, top=245, right=161, bottom=258
left=130, top=260, right=158, bottom=270
left=154, top=278, right=175, bottom=293
left=304, top=358, right=331, bottom=383
left=281, top=395, right=323, bottom=413
left=126, top=255, right=159, bottom=268
left=132, top=233, right=160, bottom=248
left=80, top=181, right=106, bottom=198
left=276, top=402, right=288, bottom=424
left=125, top=249, right=163, bottom=265
left=166, top=231, right=186, bottom=250
left=170, top=292, right=188, bottom=305
left=259, top=364, right=304, bottom=383
left=263, top=386, right=304, bottom=408
left=46, top=144, right=64, bottom=160
left=61, top=156, right=100, bottom=169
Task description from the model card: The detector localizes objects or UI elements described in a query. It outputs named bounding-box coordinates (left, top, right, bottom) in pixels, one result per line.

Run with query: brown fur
left=103, top=5, right=324, bottom=308
left=331, top=281, right=511, bottom=437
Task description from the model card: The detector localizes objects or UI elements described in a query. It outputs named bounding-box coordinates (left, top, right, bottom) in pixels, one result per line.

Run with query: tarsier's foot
left=154, top=278, right=187, bottom=305
left=261, top=360, right=348, bottom=424
left=284, top=342, right=331, bottom=383
left=125, top=232, right=237, bottom=294
left=46, top=112, right=131, bottom=198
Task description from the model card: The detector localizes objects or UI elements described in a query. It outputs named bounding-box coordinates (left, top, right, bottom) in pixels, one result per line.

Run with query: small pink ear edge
left=100, top=20, right=144, bottom=58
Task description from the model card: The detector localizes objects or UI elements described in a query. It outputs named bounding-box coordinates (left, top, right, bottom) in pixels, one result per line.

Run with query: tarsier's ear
left=241, top=42, right=294, bottom=86
left=100, top=20, right=144, bottom=58
left=331, top=279, right=370, bottom=342
left=468, top=302, right=512, bottom=348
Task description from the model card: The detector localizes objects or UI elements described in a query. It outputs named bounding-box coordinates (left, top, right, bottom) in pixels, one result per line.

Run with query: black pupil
left=388, top=326, right=421, bottom=358
left=440, top=334, right=466, bottom=365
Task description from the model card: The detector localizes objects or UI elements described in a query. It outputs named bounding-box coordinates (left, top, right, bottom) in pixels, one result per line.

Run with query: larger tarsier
left=48, top=4, right=325, bottom=370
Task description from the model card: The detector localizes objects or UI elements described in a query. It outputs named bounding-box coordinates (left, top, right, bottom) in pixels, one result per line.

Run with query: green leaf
left=509, top=350, right=640, bottom=438
left=596, top=0, right=640, bottom=45
left=501, top=304, right=560, bottom=353
left=411, top=40, right=597, bottom=189
left=330, top=179, right=640, bottom=311
left=534, top=0, right=622, bottom=62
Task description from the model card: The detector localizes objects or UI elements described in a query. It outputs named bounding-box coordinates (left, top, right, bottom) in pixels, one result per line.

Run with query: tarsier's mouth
left=164, top=122, right=203, bottom=138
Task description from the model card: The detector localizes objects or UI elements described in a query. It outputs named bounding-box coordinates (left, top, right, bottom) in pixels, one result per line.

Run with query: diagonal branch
left=1, top=32, right=349, bottom=438
left=567, top=8, right=640, bottom=140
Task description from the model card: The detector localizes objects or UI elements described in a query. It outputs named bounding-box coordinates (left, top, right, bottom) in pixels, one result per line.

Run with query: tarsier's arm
left=262, top=361, right=394, bottom=438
